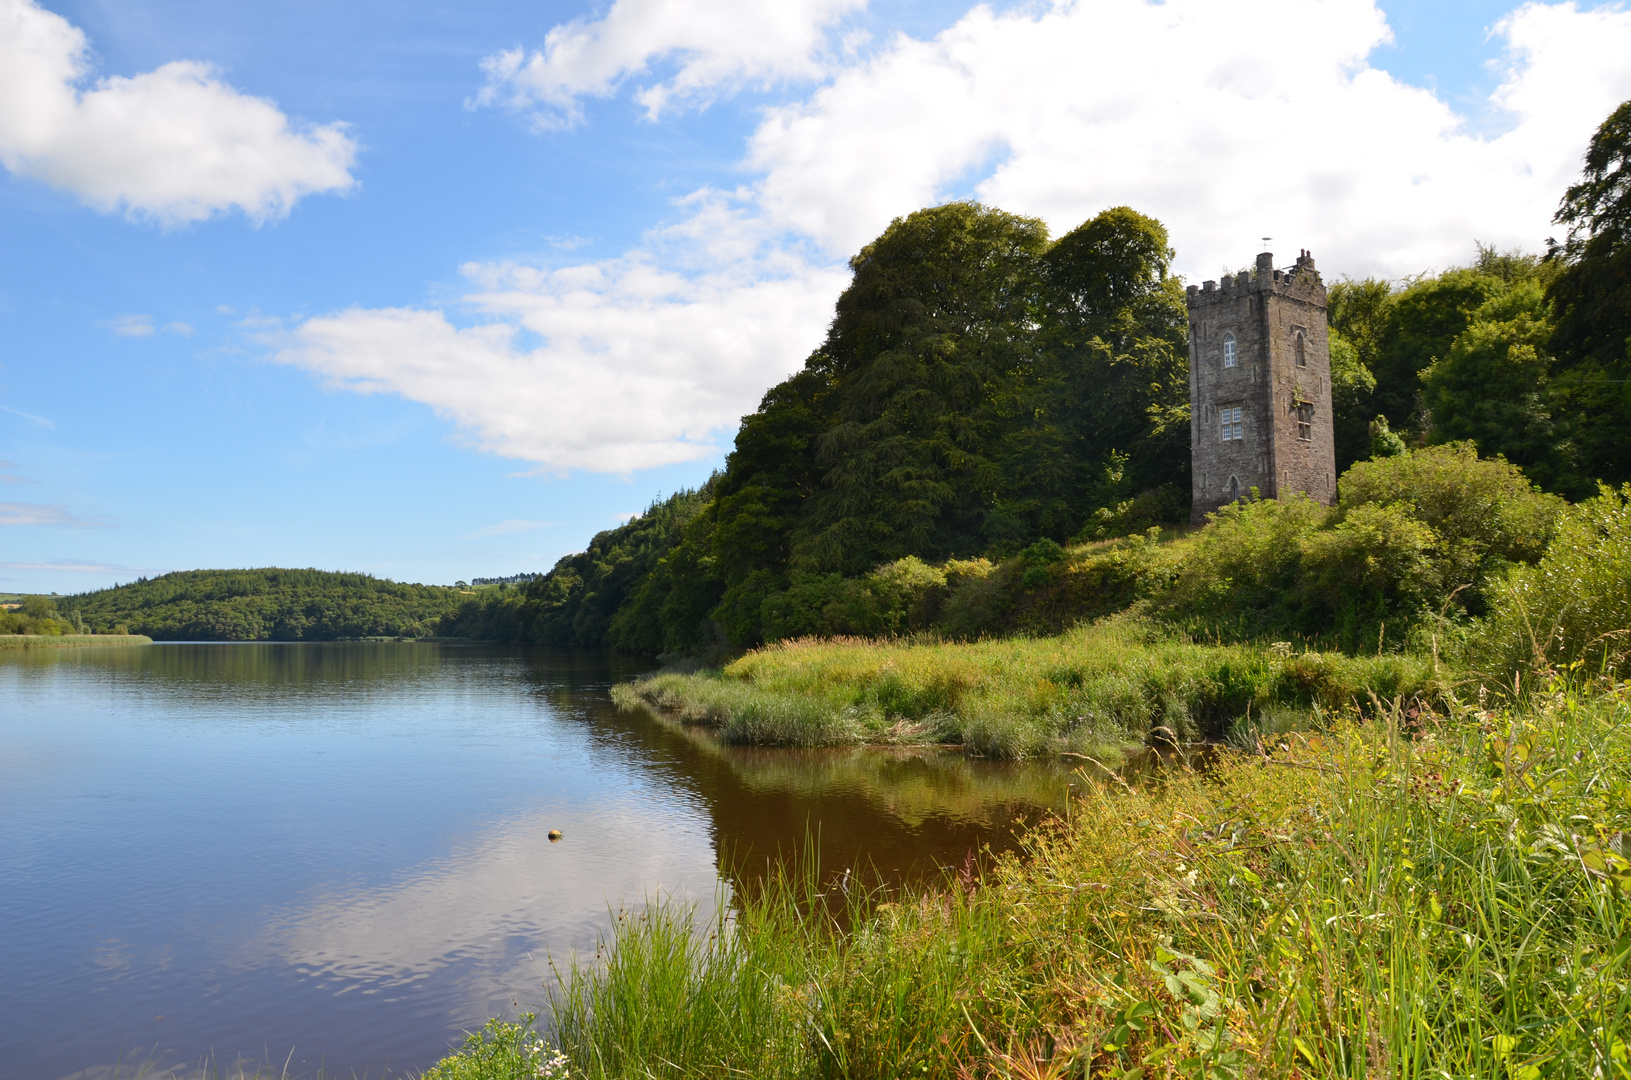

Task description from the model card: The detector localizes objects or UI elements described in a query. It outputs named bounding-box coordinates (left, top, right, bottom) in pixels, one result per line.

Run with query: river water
left=0, top=643, right=1073, bottom=1079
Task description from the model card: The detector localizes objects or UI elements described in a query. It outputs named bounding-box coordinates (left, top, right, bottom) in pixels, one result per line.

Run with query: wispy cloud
left=0, top=406, right=54, bottom=428
left=162, top=321, right=193, bottom=336
left=0, top=460, right=32, bottom=484
left=108, top=314, right=155, bottom=337
left=0, top=559, right=152, bottom=574
left=0, top=502, right=114, bottom=528
left=462, top=519, right=556, bottom=539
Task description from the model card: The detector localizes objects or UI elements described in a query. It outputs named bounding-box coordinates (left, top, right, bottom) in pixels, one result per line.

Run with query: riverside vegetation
left=424, top=101, right=1631, bottom=1078
left=0, top=593, right=150, bottom=645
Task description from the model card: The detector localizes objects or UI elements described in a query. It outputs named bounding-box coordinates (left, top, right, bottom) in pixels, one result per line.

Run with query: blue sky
left=2, top=0, right=1629, bottom=594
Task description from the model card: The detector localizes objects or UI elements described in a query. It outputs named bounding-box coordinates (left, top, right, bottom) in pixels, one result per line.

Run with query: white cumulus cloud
left=277, top=197, right=845, bottom=473
left=474, top=0, right=865, bottom=126
left=287, top=0, right=1631, bottom=476
left=0, top=0, right=357, bottom=224
left=748, top=0, right=1631, bottom=278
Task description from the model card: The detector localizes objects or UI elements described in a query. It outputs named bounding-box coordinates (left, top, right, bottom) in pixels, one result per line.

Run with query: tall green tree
left=787, top=203, right=1052, bottom=575
left=1420, top=280, right=1577, bottom=493
left=1325, top=278, right=1390, bottom=471
left=1547, top=98, right=1631, bottom=487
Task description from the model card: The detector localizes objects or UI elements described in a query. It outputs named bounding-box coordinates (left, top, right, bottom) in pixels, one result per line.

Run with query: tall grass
left=616, top=620, right=1441, bottom=756
left=428, top=679, right=1631, bottom=1078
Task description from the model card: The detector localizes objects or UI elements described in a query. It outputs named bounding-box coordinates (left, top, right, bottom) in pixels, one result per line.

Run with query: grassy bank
left=613, top=620, right=1442, bottom=757
left=0, top=633, right=152, bottom=649
left=429, top=679, right=1631, bottom=1079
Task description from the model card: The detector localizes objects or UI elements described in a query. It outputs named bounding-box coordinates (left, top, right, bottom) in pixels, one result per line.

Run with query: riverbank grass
left=614, top=620, right=1442, bottom=757
left=0, top=633, right=152, bottom=649
left=431, top=679, right=1631, bottom=1079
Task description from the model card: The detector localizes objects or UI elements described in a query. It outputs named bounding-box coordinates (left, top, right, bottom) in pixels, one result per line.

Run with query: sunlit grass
left=614, top=620, right=1441, bottom=757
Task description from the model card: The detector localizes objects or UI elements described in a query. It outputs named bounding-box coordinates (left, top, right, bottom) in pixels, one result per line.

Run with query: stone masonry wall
left=1187, top=251, right=1335, bottom=525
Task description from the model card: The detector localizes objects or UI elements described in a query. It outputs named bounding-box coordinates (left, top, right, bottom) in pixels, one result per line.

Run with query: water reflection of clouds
left=250, top=793, right=719, bottom=1021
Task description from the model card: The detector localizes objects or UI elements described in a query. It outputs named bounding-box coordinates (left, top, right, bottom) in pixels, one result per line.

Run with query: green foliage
left=1368, top=413, right=1406, bottom=458
left=788, top=202, right=1052, bottom=575
left=1474, top=483, right=1631, bottom=677
left=418, top=1014, right=560, bottom=1080
left=1156, top=446, right=1562, bottom=650
left=440, top=483, right=720, bottom=650
left=1547, top=98, right=1631, bottom=489
left=1326, top=243, right=1587, bottom=492
left=1336, top=442, right=1563, bottom=610
left=1420, top=279, right=1581, bottom=492
left=1328, top=327, right=1380, bottom=471
left=58, top=569, right=462, bottom=641
left=0, top=594, right=71, bottom=635
left=1377, top=267, right=1504, bottom=430
left=617, top=621, right=1438, bottom=753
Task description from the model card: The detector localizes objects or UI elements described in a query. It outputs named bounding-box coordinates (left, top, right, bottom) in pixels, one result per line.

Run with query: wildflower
left=536, top=1049, right=571, bottom=1079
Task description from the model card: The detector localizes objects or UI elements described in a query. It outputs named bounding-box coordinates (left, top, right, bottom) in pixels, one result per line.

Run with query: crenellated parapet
left=1186, top=250, right=1325, bottom=310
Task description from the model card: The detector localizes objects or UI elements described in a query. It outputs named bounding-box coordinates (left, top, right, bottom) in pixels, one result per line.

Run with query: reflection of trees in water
left=515, top=651, right=1073, bottom=897
left=6, top=640, right=477, bottom=694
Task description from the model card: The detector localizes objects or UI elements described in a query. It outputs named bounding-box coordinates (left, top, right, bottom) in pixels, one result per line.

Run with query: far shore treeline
left=43, top=568, right=466, bottom=641
left=439, top=102, right=1631, bottom=660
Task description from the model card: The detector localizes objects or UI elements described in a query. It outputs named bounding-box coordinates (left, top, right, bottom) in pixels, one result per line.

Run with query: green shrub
left=1296, top=501, right=1437, bottom=649
left=1473, top=483, right=1631, bottom=677
left=1156, top=494, right=1326, bottom=637
left=1079, top=482, right=1187, bottom=541
left=1149, top=447, right=1563, bottom=649
left=1335, top=441, right=1563, bottom=613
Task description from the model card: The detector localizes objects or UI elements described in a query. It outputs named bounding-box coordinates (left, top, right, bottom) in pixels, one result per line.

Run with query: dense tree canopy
left=1547, top=97, right=1631, bottom=487
left=62, top=569, right=466, bottom=640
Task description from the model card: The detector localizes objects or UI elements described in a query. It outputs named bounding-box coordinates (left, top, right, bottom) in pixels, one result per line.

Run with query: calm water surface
left=0, top=643, right=1072, bottom=1079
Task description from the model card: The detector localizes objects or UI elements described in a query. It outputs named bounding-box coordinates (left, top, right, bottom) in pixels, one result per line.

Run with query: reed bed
left=613, top=620, right=1441, bottom=756
left=428, top=677, right=1631, bottom=1079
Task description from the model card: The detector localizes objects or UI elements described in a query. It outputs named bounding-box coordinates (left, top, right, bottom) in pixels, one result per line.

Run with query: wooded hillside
left=63, top=568, right=465, bottom=641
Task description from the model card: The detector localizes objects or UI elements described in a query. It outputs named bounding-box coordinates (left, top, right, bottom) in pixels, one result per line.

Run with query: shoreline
left=0, top=634, right=153, bottom=649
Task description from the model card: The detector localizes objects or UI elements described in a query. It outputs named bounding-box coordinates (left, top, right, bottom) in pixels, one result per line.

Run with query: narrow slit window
left=1223, top=333, right=1237, bottom=368
left=1294, top=331, right=1307, bottom=368
left=1297, top=402, right=1314, bottom=441
left=1220, top=406, right=1243, bottom=441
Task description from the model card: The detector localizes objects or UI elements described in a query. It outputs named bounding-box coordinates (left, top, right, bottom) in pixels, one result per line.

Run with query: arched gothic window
left=1295, top=331, right=1307, bottom=368
left=1223, top=333, right=1237, bottom=368
left=1227, top=475, right=1241, bottom=501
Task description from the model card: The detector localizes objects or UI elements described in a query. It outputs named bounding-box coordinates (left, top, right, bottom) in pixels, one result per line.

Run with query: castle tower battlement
left=1186, top=250, right=1336, bottom=525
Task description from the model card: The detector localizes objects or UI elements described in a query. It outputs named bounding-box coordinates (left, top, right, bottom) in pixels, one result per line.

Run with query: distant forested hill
left=63, top=569, right=466, bottom=641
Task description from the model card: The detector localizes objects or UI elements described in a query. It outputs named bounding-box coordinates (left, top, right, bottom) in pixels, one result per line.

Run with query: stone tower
left=1186, top=249, right=1336, bottom=526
